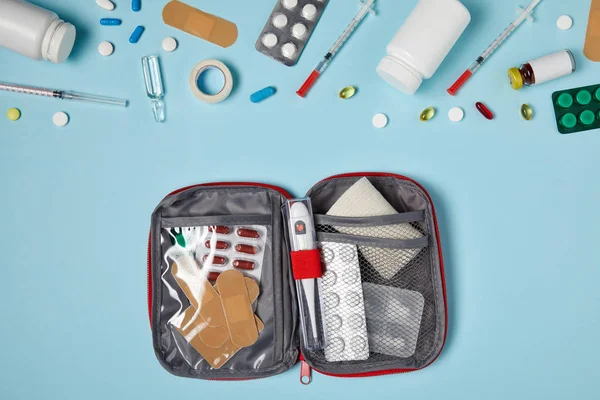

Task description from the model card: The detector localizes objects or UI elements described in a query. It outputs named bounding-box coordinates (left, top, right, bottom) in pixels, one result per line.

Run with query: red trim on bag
left=147, top=174, right=447, bottom=382
left=290, top=250, right=323, bottom=280
left=301, top=172, right=448, bottom=380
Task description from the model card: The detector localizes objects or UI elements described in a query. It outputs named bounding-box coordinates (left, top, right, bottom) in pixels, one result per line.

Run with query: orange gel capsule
left=205, top=240, right=229, bottom=250
left=233, top=260, right=255, bottom=270
left=236, top=228, right=260, bottom=239
left=209, top=226, right=231, bottom=234
left=207, top=271, right=221, bottom=282
left=235, top=244, right=259, bottom=255
left=202, top=255, right=227, bottom=265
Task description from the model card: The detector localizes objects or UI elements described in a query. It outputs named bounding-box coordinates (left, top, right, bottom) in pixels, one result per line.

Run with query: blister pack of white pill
left=362, top=283, right=425, bottom=358
left=255, top=0, right=330, bottom=66
left=320, top=242, right=370, bottom=362
left=166, top=225, right=268, bottom=284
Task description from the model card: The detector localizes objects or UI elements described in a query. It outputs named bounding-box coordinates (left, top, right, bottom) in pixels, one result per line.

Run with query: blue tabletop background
left=2, top=0, right=600, bottom=398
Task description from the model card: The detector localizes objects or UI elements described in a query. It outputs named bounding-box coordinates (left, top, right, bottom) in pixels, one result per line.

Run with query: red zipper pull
left=300, top=360, right=311, bottom=385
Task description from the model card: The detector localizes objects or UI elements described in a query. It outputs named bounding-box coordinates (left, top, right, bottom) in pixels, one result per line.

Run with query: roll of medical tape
left=189, top=59, right=234, bottom=104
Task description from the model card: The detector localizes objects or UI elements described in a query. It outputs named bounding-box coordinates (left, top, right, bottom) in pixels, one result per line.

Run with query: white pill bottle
left=377, top=0, right=470, bottom=94
left=0, top=0, right=76, bottom=63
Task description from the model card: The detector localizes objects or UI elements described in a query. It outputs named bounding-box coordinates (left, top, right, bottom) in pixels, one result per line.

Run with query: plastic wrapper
left=161, top=224, right=269, bottom=370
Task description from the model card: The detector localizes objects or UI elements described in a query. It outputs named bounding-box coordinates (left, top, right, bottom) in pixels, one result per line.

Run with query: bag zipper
left=298, top=172, right=448, bottom=382
left=147, top=174, right=447, bottom=383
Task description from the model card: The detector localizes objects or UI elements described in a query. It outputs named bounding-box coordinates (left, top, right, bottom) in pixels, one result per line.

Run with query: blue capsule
left=100, top=18, right=122, bottom=26
left=129, top=25, right=145, bottom=43
left=132, top=0, right=141, bottom=12
left=250, top=86, right=276, bottom=103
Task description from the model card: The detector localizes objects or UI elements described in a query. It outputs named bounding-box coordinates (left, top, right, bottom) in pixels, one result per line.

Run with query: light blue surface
left=1, top=0, right=599, bottom=398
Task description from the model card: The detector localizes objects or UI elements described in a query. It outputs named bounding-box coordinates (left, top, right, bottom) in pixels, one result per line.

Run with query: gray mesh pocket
left=304, top=218, right=439, bottom=372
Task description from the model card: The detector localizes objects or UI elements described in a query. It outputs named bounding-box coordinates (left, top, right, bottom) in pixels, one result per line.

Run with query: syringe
left=297, top=0, right=375, bottom=98
left=447, top=0, right=542, bottom=96
left=0, top=81, right=128, bottom=107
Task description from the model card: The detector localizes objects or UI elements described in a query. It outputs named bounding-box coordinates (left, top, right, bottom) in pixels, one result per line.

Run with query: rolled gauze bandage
left=326, top=177, right=424, bottom=280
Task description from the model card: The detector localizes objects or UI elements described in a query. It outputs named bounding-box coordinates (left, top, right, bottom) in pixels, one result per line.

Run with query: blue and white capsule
left=129, top=25, right=145, bottom=43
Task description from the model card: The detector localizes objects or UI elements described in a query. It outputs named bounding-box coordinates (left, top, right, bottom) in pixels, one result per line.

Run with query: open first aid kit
left=148, top=173, right=447, bottom=383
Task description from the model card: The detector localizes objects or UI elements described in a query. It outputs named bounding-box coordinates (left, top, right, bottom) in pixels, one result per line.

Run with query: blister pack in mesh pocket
left=320, top=242, right=369, bottom=362
left=363, top=283, right=424, bottom=358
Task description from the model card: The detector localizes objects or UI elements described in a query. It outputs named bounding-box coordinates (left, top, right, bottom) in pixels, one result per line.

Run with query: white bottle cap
left=43, top=20, right=77, bottom=63
left=376, top=56, right=423, bottom=95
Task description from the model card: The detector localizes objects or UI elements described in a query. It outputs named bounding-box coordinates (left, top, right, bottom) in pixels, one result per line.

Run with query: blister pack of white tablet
left=363, top=283, right=425, bottom=358
left=320, top=242, right=370, bottom=362
left=255, top=0, right=330, bottom=66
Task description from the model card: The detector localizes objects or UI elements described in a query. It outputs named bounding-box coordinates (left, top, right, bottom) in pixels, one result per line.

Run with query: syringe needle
left=447, top=0, right=542, bottom=96
left=297, top=0, right=375, bottom=98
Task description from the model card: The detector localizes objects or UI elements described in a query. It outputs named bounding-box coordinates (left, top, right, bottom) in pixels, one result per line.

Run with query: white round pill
left=448, top=107, right=464, bottom=122
left=557, top=15, right=573, bottom=30
left=96, top=0, right=115, bottom=11
left=281, top=42, right=297, bottom=59
left=282, top=0, right=298, bottom=10
left=52, top=112, right=69, bottom=127
left=162, top=37, right=178, bottom=52
left=292, top=23, right=308, bottom=39
left=302, top=4, right=318, bottom=20
left=372, top=113, right=388, bottom=128
left=262, top=33, right=278, bottom=48
left=98, top=41, right=114, bottom=56
left=273, top=13, right=288, bottom=28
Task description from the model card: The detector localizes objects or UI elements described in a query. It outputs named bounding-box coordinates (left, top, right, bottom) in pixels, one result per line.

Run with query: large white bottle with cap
left=377, top=0, right=470, bottom=95
left=0, top=0, right=76, bottom=63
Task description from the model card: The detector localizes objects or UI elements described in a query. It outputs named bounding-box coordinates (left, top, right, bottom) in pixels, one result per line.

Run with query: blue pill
left=250, top=86, right=276, bottom=103
left=132, top=0, right=141, bottom=12
left=129, top=25, right=145, bottom=43
left=100, top=18, right=122, bottom=26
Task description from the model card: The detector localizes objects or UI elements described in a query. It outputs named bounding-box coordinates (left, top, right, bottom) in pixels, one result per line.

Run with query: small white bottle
left=0, top=0, right=76, bottom=63
left=508, top=50, right=576, bottom=90
left=377, top=0, right=471, bottom=95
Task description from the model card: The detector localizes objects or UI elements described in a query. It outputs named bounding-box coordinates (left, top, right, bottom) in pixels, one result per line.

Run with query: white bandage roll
left=189, top=59, right=233, bottom=104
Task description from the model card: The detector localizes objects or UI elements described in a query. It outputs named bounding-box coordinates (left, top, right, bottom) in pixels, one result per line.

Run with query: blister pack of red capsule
left=165, top=225, right=268, bottom=284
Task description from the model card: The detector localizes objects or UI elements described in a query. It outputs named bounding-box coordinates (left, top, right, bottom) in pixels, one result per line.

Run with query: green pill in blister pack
left=552, top=84, right=600, bottom=134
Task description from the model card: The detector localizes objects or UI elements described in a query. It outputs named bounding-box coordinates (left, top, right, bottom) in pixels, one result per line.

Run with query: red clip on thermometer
left=284, top=199, right=325, bottom=350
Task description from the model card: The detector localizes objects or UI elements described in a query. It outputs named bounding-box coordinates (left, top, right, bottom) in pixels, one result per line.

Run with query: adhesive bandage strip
left=171, top=257, right=226, bottom=327
left=216, top=270, right=260, bottom=348
left=584, top=0, right=600, bottom=61
left=162, top=0, right=238, bottom=48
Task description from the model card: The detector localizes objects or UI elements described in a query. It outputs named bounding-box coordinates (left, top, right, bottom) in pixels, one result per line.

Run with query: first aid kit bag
left=148, top=173, right=447, bottom=382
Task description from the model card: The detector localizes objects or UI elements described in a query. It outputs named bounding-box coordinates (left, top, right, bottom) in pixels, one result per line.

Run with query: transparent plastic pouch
left=161, top=223, right=270, bottom=371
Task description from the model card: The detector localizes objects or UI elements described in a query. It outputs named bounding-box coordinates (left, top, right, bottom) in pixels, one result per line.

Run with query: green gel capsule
left=595, top=87, right=600, bottom=102
left=339, top=86, right=356, bottom=99
left=560, top=113, right=577, bottom=129
left=576, top=90, right=592, bottom=105
left=419, top=107, right=435, bottom=121
left=579, top=110, right=596, bottom=126
left=520, top=104, right=533, bottom=121
left=557, top=93, right=573, bottom=109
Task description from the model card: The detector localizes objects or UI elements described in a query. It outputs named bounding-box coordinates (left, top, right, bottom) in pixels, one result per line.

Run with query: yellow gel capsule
left=339, top=86, right=356, bottom=99
left=420, top=107, right=435, bottom=121
left=520, top=104, right=533, bottom=121
left=6, top=108, right=21, bottom=121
